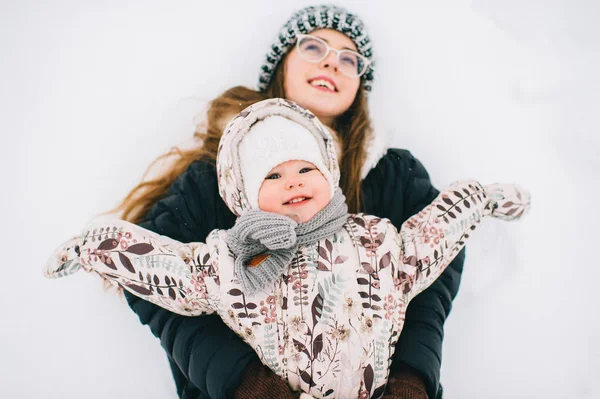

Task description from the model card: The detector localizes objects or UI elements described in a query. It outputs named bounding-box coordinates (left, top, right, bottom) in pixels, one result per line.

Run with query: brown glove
left=234, top=358, right=300, bottom=399
left=380, top=366, right=429, bottom=399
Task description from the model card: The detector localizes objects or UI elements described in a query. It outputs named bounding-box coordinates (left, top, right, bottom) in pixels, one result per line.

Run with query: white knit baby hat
left=239, top=115, right=334, bottom=209
left=217, top=98, right=340, bottom=216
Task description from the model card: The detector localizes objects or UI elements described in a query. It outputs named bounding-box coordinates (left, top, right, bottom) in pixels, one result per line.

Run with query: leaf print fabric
left=44, top=180, right=529, bottom=399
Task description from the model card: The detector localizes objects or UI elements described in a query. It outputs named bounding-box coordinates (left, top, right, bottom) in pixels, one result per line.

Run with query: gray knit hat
left=258, top=4, right=374, bottom=92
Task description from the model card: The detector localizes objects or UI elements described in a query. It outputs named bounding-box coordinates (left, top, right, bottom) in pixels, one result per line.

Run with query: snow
left=1, top=1, right=598, bottom=398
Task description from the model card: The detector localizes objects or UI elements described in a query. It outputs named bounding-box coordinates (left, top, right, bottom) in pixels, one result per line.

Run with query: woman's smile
left=308, top=76, right=338, bottom=92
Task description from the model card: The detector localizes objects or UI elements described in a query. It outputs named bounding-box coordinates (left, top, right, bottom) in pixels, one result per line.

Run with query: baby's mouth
left=284, top=196, right=311, bottom=205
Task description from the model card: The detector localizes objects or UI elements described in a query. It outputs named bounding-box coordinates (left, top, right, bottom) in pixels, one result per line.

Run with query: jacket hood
left=217, top=98, right=340, bottom=216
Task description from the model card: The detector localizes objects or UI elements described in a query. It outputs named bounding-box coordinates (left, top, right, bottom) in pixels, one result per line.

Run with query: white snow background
left=1, top=0, right=598, bottom=398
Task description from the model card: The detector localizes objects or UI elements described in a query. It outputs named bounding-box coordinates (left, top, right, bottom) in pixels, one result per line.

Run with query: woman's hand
left=234, top=358, right=300, bottom=399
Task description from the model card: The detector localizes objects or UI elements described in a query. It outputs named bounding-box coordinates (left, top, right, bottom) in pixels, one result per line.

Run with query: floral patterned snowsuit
left=46, top=180, right=528, bottom=399
left=45, top=99, right=530, bottom=399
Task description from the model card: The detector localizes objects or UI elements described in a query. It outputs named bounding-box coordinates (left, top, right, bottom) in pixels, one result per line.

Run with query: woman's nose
left=319, top=50, right=339, bottom=72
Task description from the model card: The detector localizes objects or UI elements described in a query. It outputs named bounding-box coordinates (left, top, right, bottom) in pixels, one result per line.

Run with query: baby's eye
left=265, top=173, right=281, bottom=180
left=299, top=167, right=314, bottom=174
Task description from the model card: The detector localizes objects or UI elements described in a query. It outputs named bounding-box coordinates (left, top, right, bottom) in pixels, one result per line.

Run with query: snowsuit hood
left=216, top=98, right=341, bottom=216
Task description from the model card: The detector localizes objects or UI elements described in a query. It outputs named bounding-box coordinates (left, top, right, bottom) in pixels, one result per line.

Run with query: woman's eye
left=299, top=167, right=314, bottom=174
left=300, top=39, right=326, bottom=55
left=265, top=173, right=280, bottom=180
left=340, top=54, right=357, bottom=67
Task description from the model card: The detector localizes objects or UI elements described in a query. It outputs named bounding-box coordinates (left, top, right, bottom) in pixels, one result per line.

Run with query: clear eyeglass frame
left=295, top=33, right=372, bottom=78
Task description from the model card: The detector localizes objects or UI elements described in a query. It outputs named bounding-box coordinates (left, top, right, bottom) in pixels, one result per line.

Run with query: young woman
left=115, top=5, right=466, bottom=399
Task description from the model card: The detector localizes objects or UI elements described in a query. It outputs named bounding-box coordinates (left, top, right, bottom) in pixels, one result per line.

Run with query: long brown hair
left=114, top=60, right=373, bottom=223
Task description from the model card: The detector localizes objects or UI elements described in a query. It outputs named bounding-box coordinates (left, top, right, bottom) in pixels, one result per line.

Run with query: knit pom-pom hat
left=258, top=4, right=374, bottom=92
left=217, top=98, right=341, bottom=217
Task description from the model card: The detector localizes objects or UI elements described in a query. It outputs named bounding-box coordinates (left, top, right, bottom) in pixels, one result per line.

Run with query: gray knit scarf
left=226, top=188, right=349, bottom=295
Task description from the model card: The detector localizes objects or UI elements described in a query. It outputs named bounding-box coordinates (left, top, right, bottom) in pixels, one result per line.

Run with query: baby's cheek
left=258, top=183, right=279, bottom=212
left=259, top=199, right=279, bottom=214
left=315, top=194, right=331, bottom=213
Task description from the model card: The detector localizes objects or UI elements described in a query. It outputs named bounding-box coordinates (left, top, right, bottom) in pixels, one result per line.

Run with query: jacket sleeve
left=361, top=149, right=466, bottom=399
left=123, top=160, right=257, bottom=399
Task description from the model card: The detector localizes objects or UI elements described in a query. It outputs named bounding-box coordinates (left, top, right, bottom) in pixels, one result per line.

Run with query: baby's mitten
left=484, top=183, right=531, bottom=221
left=44, top=236, right=84, bottom=279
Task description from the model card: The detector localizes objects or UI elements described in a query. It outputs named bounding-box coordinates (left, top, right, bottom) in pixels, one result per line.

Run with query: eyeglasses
left=295, top=34, right=371, bottom=78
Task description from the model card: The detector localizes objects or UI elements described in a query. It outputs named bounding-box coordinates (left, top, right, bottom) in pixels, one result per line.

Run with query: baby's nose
left=286, top=177, right=305, bottom=189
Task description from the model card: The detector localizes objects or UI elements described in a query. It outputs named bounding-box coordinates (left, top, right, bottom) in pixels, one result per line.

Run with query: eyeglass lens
left=297, top=36, right=367, bottom=77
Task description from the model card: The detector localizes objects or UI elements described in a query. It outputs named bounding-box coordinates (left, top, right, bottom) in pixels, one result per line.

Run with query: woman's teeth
left=310, top=79, right=335, bottom=91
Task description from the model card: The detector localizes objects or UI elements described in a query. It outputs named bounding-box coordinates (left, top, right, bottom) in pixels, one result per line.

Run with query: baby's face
left=258, top=160, right=330, bottom=223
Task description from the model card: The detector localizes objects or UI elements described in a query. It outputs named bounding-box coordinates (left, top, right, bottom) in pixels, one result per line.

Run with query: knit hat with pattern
left=258, top=4, right=374, bottom=92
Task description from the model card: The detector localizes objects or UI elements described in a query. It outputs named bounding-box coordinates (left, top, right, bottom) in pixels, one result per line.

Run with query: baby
left=45, top=98, right=530, bottom=399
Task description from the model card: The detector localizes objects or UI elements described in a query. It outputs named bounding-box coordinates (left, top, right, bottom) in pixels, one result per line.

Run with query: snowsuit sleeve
left=45, top=219, right=222, bottom=317
left=398, top=180, right=530, bottom=301
left=361, top=148, right=466, bottom=399
left=121, top=159, right=256, bottom=399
